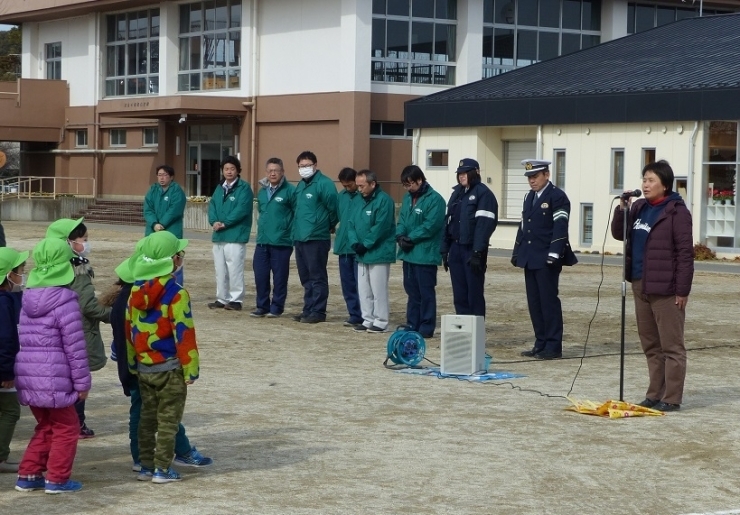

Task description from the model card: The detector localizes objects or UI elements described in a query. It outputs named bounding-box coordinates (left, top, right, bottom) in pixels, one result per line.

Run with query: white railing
left=0, top=176, right=96, bottom=201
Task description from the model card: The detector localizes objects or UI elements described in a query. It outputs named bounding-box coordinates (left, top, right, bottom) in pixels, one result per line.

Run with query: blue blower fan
left=386, top=326, right=426, bottom=367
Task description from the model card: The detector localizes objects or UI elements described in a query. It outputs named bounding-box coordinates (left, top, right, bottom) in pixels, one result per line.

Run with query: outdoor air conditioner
left=440, top=315, right=486, bottom=375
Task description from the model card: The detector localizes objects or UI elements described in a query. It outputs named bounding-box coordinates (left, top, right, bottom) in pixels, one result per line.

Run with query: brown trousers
left=631, top=279, right=687, bottom=405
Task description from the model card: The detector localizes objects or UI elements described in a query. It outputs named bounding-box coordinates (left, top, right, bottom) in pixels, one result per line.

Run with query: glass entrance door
left=186, top=124, right=236, bottom=197
left=186, top=145, right=201, bottom=197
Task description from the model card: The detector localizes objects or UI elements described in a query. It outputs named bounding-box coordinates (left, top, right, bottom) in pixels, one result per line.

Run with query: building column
left=456, top=0, right=484, bottom=85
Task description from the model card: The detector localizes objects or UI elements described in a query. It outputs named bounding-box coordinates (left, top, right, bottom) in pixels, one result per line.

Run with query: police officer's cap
left=521, top=159, right=551, bottom=177
left=456, top=158, right=479, bottom=173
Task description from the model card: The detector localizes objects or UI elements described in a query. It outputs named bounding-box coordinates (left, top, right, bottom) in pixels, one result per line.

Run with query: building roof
left=405, top=13, right=740, bottom=129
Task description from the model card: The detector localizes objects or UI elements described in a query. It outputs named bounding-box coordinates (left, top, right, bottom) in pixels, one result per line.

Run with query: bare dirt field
left=1, top=220, right=740, bottom=515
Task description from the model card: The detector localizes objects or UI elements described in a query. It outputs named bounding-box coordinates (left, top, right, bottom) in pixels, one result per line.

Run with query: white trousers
left=357, top=262, right=390, bottom=330
left=212, top=242, right=246, bottom=304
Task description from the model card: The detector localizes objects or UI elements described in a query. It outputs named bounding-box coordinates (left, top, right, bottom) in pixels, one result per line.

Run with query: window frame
left=426, top=150, right=449, bottom=168
left=580, top=203, right=594, bottom=246
left=610, top=148, right=625, bottom=195
left=553, top=149, right=566, bottom=189
left=143, top=127, right=159, bottom=146
left=104, top=9, right=160, bottom=97
left=110, top=129, right=127, bottom=147
left=642, top=147, right=656, bottom=169
left=75, top=129, right=88, bottom=148
left=370, top=121, right=413, bottom=139
left=45, top=42, right=62, bottom=80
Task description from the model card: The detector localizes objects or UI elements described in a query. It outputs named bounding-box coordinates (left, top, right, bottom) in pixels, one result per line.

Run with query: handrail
left=0, top=176, right=96, bottom=201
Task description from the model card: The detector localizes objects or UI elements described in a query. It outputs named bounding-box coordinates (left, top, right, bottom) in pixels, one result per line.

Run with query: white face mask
left=298, top=166, right=315, bottom=179
left=78, top=241, right=91, bottom=258
left=7, top=272, right=26, bottom=292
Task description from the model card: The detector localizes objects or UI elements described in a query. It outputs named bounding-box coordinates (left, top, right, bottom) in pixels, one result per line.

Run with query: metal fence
left=0, top=176, right=96, bottom=201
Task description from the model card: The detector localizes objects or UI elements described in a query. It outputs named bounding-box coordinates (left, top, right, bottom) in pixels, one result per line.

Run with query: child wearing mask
left=0, top=247, right=28, bottom=473
left=46, top=218, right=110, bottom=438
left=14, top=238, right=91, bottom=493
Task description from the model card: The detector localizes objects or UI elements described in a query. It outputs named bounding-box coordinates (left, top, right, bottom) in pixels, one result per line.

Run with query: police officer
left=511, top=159, right=577, bottom=360
left=440, top=158, right=498, bottom=317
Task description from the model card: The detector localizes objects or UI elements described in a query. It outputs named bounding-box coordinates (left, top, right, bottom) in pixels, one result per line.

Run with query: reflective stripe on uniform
left=475, top=210, right=496, bottom=219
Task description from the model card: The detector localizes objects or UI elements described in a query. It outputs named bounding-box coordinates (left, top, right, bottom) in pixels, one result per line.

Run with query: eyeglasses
left=401, top=182, right=413, bottom=189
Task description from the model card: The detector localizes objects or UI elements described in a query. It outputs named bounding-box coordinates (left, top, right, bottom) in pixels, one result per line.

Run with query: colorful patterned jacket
left=125, top=275, right=199, bottom=382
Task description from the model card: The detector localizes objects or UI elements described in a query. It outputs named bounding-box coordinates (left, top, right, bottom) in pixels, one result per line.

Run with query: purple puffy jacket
left=15, top=286, right=91, bottom=408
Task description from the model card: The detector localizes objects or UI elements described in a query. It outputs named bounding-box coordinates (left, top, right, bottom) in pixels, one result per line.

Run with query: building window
left=105, top=9, right=160, bottom=96
left=611, top=149, right=625, bottom=193
left=553, top=149, right=566, bottom=189
left=178, top=0, right=242, bottom=91
left=45, top=42, right=62, bottom=80
left=627, top=3, right=733, bottom=34
left=110, top=129, right=127, bottom=147
left=581, top=203, right=593, bottom=245
left=370, top=121, right=413, bottom=138
left=704, top=121, right=738, bottom=249
left=371, top=0, right=457, bottom=85
left=483, top=0, right=601, bottom=77
left=75, top=130, right=88, bottom=148
left=642, top=148, right=655, bottom=169
left=143, top=128, right=158, bottom=146
left=426, top=150, right=449, bottom=168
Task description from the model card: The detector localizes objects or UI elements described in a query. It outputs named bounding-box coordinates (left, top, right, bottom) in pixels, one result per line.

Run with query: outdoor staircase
left=72, top=200, right=145, bottom=226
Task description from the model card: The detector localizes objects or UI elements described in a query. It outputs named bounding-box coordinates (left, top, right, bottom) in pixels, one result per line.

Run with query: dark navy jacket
left=0, top=290, right=21, bottom=382
left=512, top=182, right=577, bottom=269
left=111, top=282, right=135, bottom=396
left=440, top=181, right=498, bottom=254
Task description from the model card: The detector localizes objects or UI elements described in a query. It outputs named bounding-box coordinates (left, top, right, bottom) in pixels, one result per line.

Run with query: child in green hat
left=0, top=247, right=28, bottom=473
left=46, top=217, right=110, bottom=438
left=14, top=238, right=91, bottom=494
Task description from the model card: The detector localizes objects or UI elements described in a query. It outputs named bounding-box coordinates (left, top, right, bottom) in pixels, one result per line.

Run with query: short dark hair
left=642, top=159, right=674, bottom=193
left=357, top=169, right=377, bottom=184
left=338, top=167, right=357, bottom=182
left=401, top=165, right=426, bottom=184
left=156, top=165, right=175, bottom=177
left=221, top=155, right=242, bottom=174
left=296, top=151, right=317, bottom=165
left=265, top=157, right=284, bottom=170
left=68, top=222, right=88, bottom=241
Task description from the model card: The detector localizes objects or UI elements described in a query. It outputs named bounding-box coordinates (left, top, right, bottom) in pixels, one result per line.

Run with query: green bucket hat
left=114, top=250, right=142, bottom=284
left=46, top=217, right=84, bottom=240
left=0, top=248, right=29, bottom=278
left=26, top=238, right=75, bottom=288
left=132, top=231, right=188, bottom=281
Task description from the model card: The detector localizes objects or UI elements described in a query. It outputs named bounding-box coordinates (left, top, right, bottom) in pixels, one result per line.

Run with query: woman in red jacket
left=611, top=160, right=694, bottom=412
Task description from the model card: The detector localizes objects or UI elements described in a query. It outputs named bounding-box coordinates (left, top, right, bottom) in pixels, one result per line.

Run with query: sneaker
left=44, top=479, right=82, bottom=494
left=292, top=314, right=304, bottom=322
left=353, top=324, right=369, bottom=332
left=265, top=312, right=282, bottom=318
left=366, top=325, right=387, bottom=333
left=110, top=341, right=117, bottom=362
left=207, top=301, right=226, bottom=309
left=653, top=401, right=680, bottom=412
left=136, top=466, right=154, bottom=481
left=250, top=309, right=267, bottom=318
left=343, top=318, right=363, bottom=327
left=79, top=423, right=95, bottom=439
left=174, top=447, right=213, bottom=467
left=636, top=398, right=659, bottom=408
left=0, top=459, right=19, bottom=473
left=300, top=315, right=324, bottom=324
left=15, top=476, right=45, bottom=492
left=151, top=467, right=182, bottom=484
left=132, top=462, right=142, bottom=472
left=224, top=302, right=242, bottom=311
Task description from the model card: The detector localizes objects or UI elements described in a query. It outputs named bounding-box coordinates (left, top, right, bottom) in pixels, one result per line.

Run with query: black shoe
left=520, top=348, right=541, bottom=358
left=366, top=325, right=387, bottom=333
left=636, top=398, right=659, bottom=408
left=534, top=351, right=562, bottom=360
left=292, top=314, right=304, bottom=322
left=300, top=315, right=324, bottom=324
left=652, top=401, right=680, bottom=412
left=421, top=333, right=434, bottom=339
left=208, top=301, right=225, bottom=309
left=353, top=324, right=368, bottom=332
left=250, top=309, right=267, bottom=318
left=265, top=312, right=282, bottom=318
left=224, top=302, right=242, bottom=311
left=343, top=318, right=363, bottom=327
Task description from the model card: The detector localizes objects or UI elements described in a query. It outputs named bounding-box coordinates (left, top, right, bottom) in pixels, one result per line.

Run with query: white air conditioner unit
left=440, top=315, right=486, bottom=375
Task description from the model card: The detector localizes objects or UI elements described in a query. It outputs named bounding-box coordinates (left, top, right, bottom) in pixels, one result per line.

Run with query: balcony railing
left=0, top=176, right=96, bottom=201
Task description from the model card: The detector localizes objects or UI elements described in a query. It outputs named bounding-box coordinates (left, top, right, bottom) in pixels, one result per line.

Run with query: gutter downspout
left=413, top=128, right=420, bottom=166
left=536, top=125, right=543, bottom=159
left=245, top=0, right=259, bottom=190
left=688, top=121, right=699, bottom=214
left=93, top=12, right=101, bottom=198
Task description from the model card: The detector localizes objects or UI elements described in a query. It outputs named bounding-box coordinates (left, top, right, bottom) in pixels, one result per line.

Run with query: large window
left=482, top=0, right=601, bottom=77
left=627, top=3, right=733, bottom=34
left=179, top=0, right=242, bottom=91
left=371, top=0, right=457, bottom=85
left=45, top=42, right=62, bottom=80
left=105, top=10, right=160, bottom=96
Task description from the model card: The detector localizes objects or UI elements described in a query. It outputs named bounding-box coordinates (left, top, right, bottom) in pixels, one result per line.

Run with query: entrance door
left=186, top=145, right=201, bottom=197
left=186, top=124, right=236, bottom=197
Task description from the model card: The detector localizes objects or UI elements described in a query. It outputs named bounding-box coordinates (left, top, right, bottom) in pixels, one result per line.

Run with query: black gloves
left=441, top=253, right=449, bottom=272
left=546, top=255, right=560, bottom=267
left=468, top=251, right=487, bottom=274
left=352, top=243, right=368, bottom=256
left=397, top=235, right=414, bottom=252
left=510, top=255, right=518, bottom=267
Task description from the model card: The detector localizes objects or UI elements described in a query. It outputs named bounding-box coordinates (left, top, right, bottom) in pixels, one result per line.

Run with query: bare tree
left=0, top=141, right=20, bottom=178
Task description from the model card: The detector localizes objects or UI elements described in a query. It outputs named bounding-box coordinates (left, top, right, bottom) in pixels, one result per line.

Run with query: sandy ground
left=1, top=220, right=740, bottom=515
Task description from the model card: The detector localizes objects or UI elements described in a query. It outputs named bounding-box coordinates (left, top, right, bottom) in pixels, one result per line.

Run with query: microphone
left=616, top=189, right=642, bottom=200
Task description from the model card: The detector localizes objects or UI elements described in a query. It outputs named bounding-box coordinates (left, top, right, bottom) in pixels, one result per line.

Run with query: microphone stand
left=619, top=200, right=628, bottom=402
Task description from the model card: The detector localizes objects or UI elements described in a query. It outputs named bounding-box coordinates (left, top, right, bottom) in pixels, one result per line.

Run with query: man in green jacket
left=396, top=165, right=446, bottom=338
left=143, top=164, right=187, bottom=284
left=348, top=169, right=396, bottom=333
left=207, top=156, right=254, bottom=311
left=291, top=151, right=338, bottom=324
left=250, top=157, right=295, bottom=318
left=333, top=167, right=364, bottom=327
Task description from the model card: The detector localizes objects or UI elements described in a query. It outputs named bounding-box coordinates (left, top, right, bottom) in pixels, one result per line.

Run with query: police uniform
left=511, top=159, right=577, bottom=359
left=440, top=158, right=498, bottom=317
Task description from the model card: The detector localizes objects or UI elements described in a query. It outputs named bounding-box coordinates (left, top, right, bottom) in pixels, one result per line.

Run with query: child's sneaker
left=132, top=462, right=141, bottom=472
left=44, top=479, right=82, bottom=494
left=15, top=476, right=45, bottom=492
left=151, top=467, right=182, bottom=484
left=174, top=446, right=213, bottom=467
left=110, top=341, right=117, bottom=362
left=136, top=466, right=154, bottom=481
left=78, top=423, right=95, bottom=439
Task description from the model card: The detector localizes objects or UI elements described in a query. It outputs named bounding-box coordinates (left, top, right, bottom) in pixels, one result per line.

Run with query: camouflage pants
left=138, top=368, right=187, bottom=470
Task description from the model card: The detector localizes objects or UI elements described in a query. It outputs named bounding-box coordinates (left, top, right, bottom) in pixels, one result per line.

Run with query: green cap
left=26, top=238, right=75, bottom=288
left=46, top=217, right=84, bottom=240
left=0, top=248, right=29, bottom=278
left=114, top=250, right=141, bottom=284
left=132, top=231, right=188, bottom=281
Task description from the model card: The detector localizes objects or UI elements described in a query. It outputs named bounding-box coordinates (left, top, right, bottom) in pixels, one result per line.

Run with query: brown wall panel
left=369, top=138, right=413, bottom=203
left=371, top=93, right=419, bottom=122
left=256, top=93, right=341, bottom=124
left=99, top=155, right=156, bottom=197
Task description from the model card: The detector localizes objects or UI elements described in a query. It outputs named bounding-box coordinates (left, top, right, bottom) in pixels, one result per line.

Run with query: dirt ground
left=1, top=220, right=740, bottom=515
